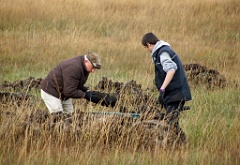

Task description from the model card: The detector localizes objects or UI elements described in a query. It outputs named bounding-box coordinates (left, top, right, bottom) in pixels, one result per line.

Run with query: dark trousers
left=164, top=101, right=185, bottom=115
left=163, top=100, right=187, bottom=144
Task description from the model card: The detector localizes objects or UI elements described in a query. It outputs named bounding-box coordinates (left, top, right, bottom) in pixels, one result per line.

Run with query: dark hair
left=141, top=32, right=159, bottom=46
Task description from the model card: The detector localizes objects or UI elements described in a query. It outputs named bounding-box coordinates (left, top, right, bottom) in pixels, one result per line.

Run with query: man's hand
left=158, top=88, right=165, bottom=105
left=84, top=91, right=117, bottom=107
left=82, top=86, right=89, bottom=92
left=84, top=91, right=106, bottom=104
left=84, top=91, right=93, bottom=101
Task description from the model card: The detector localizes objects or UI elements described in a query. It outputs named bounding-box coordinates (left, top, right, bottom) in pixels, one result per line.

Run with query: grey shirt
left=160, top=52, right=178, bottom=73
left=152, top=40, right=178, bottom=73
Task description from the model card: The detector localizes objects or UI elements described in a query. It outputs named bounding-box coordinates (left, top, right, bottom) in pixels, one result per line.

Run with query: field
left=0, top=0, right=240, bottom=164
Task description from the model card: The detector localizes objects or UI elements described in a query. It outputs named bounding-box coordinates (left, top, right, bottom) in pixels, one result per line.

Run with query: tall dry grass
left=0, top=0, right=240, bottom=164
left=1, top=0, right=239, bottom=85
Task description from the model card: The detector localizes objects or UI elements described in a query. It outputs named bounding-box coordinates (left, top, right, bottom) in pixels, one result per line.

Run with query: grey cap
left=86, top=52, right=102, bottom=69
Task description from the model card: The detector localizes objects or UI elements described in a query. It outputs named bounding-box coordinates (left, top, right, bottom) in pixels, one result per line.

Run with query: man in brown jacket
left=40, top=52, right=101, bottom=114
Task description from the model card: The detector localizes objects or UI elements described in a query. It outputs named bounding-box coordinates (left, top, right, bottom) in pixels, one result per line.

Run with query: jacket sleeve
left=160, top=52, right=178, bottom=73
left=61, top=65, right=86, bottom=98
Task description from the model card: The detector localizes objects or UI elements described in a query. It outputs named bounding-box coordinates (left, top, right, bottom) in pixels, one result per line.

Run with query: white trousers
left=41, top=89, right=74, bottom=114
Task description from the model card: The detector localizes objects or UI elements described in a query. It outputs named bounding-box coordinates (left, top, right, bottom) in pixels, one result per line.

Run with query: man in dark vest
left=141, top=32, right=192, bottom=124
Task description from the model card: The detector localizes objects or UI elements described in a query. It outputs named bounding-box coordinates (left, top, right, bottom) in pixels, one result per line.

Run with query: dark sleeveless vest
left=152, top=45, right=192, bottom=103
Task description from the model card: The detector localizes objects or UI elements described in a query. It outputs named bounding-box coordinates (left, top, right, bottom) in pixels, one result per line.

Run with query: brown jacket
left=41, top=55, right=89, bottom=100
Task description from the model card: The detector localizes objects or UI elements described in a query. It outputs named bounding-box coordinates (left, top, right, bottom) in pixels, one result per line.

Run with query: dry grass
left=1, top=0, right=239, bottom=85
left=0, top=0, right=240, bottom=164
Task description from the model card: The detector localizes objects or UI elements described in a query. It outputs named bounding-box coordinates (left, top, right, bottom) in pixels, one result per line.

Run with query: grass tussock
left=1, top=0, right=240, bottom=164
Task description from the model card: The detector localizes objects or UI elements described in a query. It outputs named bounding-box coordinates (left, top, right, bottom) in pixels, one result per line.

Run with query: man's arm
left=160, top=52, right=177, bottom=90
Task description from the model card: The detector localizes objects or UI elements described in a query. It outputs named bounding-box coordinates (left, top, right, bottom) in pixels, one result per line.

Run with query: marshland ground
left=0, top=0, right=240, bottom=164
